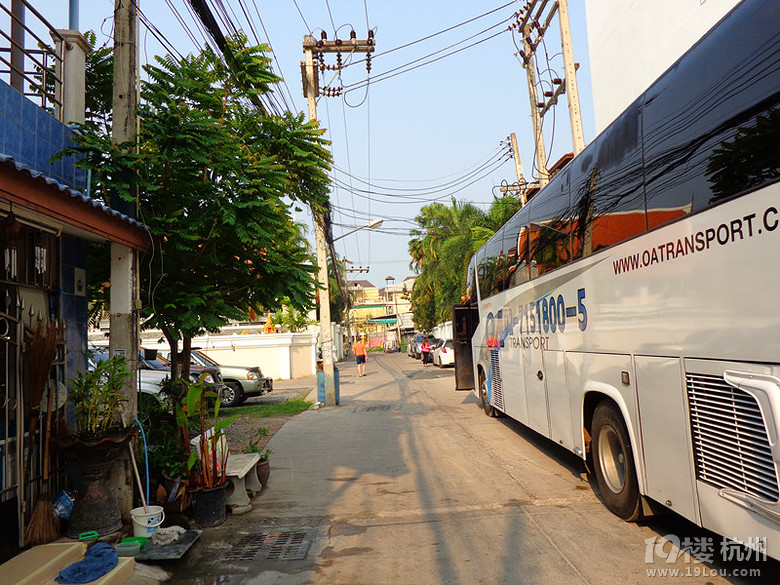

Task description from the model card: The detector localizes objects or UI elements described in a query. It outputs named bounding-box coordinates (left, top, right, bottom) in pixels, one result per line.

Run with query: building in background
left=347, top=279, right=383, bottom=340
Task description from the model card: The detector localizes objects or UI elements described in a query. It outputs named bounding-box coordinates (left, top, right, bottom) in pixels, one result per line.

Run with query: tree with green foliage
left=408, top=195, right=521, bottom=330
left=68, top=35, right=332, bottom=380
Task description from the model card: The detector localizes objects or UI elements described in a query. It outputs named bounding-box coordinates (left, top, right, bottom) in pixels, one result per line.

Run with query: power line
left=331, top=151, right=512, bottom=204
left=291, top=0, right=312, bottom=33
left=332, top=144, right=511, bottom=196
left=342, top=22, right=513, bottom=93
left=357, top=1, right=514, bottom=63
left=248, top=0, right=297, bottom=110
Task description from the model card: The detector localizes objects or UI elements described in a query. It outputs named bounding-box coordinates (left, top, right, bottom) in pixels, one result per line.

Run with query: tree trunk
left=181, top=337, right=192, bottom=381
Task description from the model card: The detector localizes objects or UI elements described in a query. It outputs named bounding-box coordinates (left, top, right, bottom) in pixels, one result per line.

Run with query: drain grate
left=364, top=404, right=392, bottom=412
left=224, top=531, right=313, bottom=562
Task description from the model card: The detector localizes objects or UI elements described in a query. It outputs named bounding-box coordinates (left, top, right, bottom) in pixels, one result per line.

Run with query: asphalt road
left=151, top=352, right=778, bottom=585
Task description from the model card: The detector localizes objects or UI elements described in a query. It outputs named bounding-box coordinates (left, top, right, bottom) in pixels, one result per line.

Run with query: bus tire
left=478, top=370, right=497, bottom=418
left=591, top=400, right=641, bottom=521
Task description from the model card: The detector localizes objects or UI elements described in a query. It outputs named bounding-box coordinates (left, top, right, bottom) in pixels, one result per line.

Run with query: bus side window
left=477, top=229, right=504, bottom=298
left=642, top=6, right=780, bottom=228
left=465, top=259, right=477, bottom=303
left=501, top=213, right=525, bottom=288
left=527, top=168, right=572, bottom=275
left=570, top=102, right=646, bottom=257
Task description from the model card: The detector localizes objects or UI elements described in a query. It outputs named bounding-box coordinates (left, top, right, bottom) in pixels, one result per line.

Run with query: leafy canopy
left=408, top=195, right=521, bottom=330
left=69, top=35, right=332, bottom=376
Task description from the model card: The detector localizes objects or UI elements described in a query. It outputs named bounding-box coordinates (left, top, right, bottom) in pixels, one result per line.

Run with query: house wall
left=60, top=235, right=88, bottom=379
left=0, top=80, right=85, bottom=190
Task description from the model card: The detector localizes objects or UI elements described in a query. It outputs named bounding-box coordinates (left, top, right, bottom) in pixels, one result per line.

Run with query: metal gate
left=0, top=286, right=65, bottom=550
left=0, top=289, right=25, bottom=547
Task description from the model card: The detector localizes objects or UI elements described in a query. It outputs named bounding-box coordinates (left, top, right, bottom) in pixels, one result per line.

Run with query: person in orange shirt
left=353, top=334, right=368, bottom=377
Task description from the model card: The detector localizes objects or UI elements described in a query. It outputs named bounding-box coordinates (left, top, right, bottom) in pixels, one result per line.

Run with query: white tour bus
left=452, top=0, right=780, bottom=561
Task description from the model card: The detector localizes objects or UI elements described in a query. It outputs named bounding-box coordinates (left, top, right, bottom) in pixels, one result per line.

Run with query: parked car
left=409, top=333, right=437, bottom=359
left=432, top=339, right=454, bottom=367
left=187, top=350, right=272, bottom=407
left=408, top=334, right=426, bottom=358
left=87, top=347, right=226, bottom=397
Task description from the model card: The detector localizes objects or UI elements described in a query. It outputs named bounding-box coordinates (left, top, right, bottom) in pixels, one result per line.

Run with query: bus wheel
left=478, top=370, right=497, bottom=418
left=591, top=400, right=641, bottom=521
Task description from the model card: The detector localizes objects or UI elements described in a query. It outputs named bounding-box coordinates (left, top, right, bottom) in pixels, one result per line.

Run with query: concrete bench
left=225, top=453, right=262, bottom=509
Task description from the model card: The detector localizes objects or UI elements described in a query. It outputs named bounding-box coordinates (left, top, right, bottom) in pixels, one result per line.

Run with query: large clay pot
left=57, top=431, right=134, bottom=538
left=192, top=483, right=227, bottom=527
left=256, top=460, right=270, bottom=487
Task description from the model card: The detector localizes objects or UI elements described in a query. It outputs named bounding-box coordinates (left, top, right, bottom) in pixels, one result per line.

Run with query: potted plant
left=242, top=426, right=272, bottom=487
left=137, top=392, right=191, bottom=514
left=58, top=354, right=134, bottom=537
left=178, top=377, right=236, bottom=527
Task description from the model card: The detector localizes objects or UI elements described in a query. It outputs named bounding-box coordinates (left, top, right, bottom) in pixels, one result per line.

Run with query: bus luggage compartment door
left=452, top=303, right=479, bottom=391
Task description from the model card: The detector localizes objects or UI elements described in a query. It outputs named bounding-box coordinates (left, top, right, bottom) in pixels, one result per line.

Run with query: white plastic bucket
left=130, top=505, right=165, bottom=537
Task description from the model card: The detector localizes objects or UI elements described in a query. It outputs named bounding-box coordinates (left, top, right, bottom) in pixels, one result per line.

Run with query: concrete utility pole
left=509, top=132, right=529, bottom=205
left=302, top=32, right=375, bottom=407
left=516, top=0, right=587, bottom=180
left=558, top=0, right=585, bottom=155
left=110, top=0, right=139, bottom=519
left=522, top=26, right=549, bottom=188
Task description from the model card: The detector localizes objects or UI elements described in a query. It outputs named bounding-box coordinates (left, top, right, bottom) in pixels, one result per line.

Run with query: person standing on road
left=353, top=334, right=368, bottom=377
left=421, top=337, right=431, bottom=367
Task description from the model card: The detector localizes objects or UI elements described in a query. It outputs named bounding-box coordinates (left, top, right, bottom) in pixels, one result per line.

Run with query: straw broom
left=23, top=318, right=64, bottom=546
left=24, top=388, right=59, bottom=545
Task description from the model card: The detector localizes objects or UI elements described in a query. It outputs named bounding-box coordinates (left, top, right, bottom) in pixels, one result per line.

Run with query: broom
left=23, top=318, right=64, bottom=546
left=24, top=388, right=59, bottom=545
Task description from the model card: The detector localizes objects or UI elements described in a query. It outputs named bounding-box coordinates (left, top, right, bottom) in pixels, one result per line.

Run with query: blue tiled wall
left=0, top=80, right=86, bottom=191
left=61, top=235, right=88, bottom=380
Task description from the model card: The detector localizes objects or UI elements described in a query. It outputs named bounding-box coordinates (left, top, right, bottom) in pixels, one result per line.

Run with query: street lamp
left=334, top=218, right=384, bottom=242
left=335, top=218, right=384, bottom=357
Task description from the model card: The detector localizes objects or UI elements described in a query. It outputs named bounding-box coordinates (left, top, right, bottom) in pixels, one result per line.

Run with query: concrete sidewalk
left=133, top=351, right=773, bottom=585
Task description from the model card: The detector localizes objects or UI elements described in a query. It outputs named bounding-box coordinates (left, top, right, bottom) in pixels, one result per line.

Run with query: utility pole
left=111, top=0, right=139, bottom=519
left=558, top=0, right=585, bottom=155
left=516, top=0, right=586, bottom=183
left=499, top=133, right=537, bottom=204
left=509, top=132, right=524, bottom=187
left=522, top=25, right=548, bottom=188
left=508, top=132, right=530, bottom=205
left=302, top=31, right=375, bottom=407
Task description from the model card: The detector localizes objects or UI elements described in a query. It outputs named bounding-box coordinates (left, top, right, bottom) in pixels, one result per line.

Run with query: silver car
left=188, top=350, right=273, bottom=407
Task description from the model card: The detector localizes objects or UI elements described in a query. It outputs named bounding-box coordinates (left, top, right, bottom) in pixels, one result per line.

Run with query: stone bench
left=225, top=453, right=262, bottom=510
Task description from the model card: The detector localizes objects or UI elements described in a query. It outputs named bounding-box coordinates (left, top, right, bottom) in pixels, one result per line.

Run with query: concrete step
left=0, top=542, right=134, bottom=585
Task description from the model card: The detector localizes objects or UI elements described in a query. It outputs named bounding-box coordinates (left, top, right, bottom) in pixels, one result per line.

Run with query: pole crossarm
left=538, top=62, right=579, bottom=118
left=303, top=37, right=375, bottom=54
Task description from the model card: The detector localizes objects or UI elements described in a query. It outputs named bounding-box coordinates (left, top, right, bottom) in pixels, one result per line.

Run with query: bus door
left=452, top=303, right=479, bottom=391
left=522, top=332, right=550, bottom=436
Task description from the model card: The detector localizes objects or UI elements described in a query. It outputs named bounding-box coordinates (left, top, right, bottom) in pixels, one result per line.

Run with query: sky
left=34, top=0, right=595, bottom=289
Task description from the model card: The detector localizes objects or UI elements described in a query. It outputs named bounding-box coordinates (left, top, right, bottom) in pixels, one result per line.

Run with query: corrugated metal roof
left=0, top=153, right=148, bottom=230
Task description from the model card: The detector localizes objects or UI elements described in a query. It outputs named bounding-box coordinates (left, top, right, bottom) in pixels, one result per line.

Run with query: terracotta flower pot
left=256, top=459, right=270, bottom=487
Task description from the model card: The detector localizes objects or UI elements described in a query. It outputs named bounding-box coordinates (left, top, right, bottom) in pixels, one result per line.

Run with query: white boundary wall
left=433, top=321, right=453, bottom=341
left=143, top=332, right=318, bottom=380
left=585, top=0, right=738, bottom=133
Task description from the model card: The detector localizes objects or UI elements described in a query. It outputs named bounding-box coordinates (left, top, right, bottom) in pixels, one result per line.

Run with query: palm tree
left=408, top=196, right=521, bottom=330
